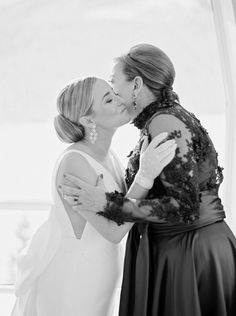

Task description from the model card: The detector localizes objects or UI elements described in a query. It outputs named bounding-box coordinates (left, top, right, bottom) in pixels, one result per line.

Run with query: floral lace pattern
left=97, top=191, right=131, bottom=226
left=97, top=100, right=224, bottom=225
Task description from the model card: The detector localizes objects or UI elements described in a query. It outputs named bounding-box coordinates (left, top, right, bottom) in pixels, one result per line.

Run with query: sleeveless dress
left=97, top=101, right=236, bottom=316
left=11, top=149, right=127, bottom=316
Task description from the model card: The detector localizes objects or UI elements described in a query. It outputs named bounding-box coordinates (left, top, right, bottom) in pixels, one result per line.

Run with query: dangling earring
left=89, top=123, right=97, bottom=144
left=132, top=94, right=137, bottom=110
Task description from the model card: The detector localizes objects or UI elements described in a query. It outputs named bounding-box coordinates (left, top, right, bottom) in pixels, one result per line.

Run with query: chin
left=124, top=110, right=132, bottom=122
left=125, top=117, right=132, bottom=124
left=122, top=116, right=131, bottom=125
left=127, top=108, right=137, bottom=120
left=116, top=116, right=131, bottom=127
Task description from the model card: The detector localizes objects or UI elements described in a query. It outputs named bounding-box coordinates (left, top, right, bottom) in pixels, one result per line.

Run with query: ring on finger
left=73, top=196, right=79, bottom=205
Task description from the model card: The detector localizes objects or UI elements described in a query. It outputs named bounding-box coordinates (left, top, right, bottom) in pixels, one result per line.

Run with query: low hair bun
left=54, top=114, right=85, bottom=143
left=161, top=86, right=179, bottom=106
left=54, top=77, right=97, bottom=144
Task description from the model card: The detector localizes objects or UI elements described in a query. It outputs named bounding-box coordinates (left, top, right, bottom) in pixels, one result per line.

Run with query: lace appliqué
left=132, top=100, right=176, bottom=130
left=98, top=101, right=224, bottom=226
left=97, top=191, right=131, bottom=226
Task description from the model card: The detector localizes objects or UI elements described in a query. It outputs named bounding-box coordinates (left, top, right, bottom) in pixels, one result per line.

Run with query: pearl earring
left=89, top=123, right=97, bottom=144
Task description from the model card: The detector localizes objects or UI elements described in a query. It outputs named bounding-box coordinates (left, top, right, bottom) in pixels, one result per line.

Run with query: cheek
left=114, top=81, right=126, bottom=94
left=118, top=84, right=132, bottom=102
left=102, top=106, right=117, bottom=119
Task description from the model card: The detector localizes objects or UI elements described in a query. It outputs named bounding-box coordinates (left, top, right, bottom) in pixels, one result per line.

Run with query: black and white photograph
left=0, top=0, right=236, bottom=315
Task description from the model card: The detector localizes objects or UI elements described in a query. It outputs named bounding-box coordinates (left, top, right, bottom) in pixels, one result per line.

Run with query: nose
left=115, top=95, right=125, bottom=106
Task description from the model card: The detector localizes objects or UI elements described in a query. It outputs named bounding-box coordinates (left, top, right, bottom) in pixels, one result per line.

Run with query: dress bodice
left=125, top=102, right=225, bottom=222
left=51, top=148, right=126, bottom=239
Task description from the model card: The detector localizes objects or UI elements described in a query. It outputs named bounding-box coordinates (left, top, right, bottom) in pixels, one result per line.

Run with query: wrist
left=134, top=171, right=154, bottom=190
left=96, top=191, right=130, bottom=226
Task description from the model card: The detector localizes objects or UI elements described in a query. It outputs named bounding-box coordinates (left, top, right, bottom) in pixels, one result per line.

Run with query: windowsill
left=0, top=285, right=14, bottom=293
left=0, top=200, right=51, bottom=210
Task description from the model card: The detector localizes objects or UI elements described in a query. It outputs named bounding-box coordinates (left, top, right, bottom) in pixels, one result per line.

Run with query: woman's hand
left=134, top=132, right=177, bottom=189
left=58, top=174, right=107, bottom=213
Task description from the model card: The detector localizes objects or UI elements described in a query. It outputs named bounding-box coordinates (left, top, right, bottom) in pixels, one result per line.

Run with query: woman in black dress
left=61, top=44, right=236, bottom=316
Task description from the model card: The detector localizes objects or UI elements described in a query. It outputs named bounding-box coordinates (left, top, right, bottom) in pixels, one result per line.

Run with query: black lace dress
left=98, top=101, right=236, bottom=316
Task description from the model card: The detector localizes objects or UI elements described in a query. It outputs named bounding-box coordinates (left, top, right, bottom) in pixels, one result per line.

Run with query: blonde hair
left=115, top=44, right=179, bottom=104
left=54, top=77, right=97, bottom=143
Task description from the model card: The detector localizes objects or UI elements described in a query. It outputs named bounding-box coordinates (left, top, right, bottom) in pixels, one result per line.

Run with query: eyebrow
left=102, top=91, right=110, bottom=100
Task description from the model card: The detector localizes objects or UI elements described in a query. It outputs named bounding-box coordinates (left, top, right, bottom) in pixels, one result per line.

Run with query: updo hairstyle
left=115, top=44, right=179, bottom=106
left=54, top=77, right=97, bottom=143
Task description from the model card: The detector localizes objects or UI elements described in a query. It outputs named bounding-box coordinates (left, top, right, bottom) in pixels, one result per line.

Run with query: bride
left=11, top=77, right=176, bottom=316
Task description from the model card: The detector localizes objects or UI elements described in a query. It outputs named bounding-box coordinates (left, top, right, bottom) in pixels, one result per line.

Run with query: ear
left=133, top=76, right=143, bottom=96
left=79, top=116, right=95, bottom=128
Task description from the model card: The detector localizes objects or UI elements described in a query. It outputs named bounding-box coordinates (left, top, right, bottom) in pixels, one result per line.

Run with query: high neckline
left=132, top=100, right=174, bottom=130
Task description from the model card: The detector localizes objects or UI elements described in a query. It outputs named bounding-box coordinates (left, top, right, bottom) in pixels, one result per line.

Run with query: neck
left=80, top=126, right=116, bottom=161
left=134, top=88, right=156, bottom=120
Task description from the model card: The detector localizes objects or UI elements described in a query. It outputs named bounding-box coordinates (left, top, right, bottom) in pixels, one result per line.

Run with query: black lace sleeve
left=97, top=111, right=201, bottom=225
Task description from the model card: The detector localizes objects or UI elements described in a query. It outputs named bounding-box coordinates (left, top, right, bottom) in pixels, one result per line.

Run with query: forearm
left=76, top=208, right=133, bottom=243
left=124, top=179, right=159, bottom=219
left=123, top=182, right=151, bottom=219
left=125, top=181, right=149, bottom=200
left=100, top=184, right=199, bottom=225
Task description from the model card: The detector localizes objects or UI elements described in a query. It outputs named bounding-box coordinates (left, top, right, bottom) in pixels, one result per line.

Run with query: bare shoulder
left=56, top=150, right=98, bottom=187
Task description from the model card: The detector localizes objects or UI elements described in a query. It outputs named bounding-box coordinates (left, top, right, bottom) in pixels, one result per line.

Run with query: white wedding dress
left=11, top=149, right=127, bottom=316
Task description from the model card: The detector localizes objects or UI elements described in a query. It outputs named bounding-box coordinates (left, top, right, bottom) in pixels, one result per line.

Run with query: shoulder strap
left=51, top=149, right=99, bottom=195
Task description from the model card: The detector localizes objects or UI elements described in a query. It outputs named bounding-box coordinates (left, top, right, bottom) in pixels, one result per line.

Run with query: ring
left=73, top=197, right=79, bottom=205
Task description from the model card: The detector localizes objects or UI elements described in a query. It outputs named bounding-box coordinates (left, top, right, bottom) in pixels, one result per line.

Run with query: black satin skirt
left=118, top=219, right=236, bottom=316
